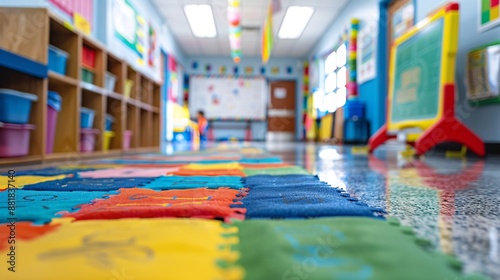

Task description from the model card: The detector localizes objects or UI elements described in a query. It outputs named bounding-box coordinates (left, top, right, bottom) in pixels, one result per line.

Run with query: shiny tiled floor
left=263, top=142, right=500, bottom=279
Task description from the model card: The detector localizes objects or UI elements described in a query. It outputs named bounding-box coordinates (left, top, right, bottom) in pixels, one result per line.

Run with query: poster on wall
left=358, top=21, right=377, bottom=84
left=310, top=59, right=319, bottom=90
left=148, top=24, right=158, bottom=67
left=168, top=56, right=179, bottom=102
left=392, top=2, right=414, bottom=40
left=113, top=0, right=148, bottom=64
left=479, top=0, right=500, bottom=31
left=466, top=45, right=500, bottom=100
left=48, top=0, right=93, bottom=35
left=113, top=0, right=138, bottom=52
left=112, top=0, right=161, bottom=81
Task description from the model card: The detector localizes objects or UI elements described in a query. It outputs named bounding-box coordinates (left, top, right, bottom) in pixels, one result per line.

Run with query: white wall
left=186, top=56, right=304, bottom=140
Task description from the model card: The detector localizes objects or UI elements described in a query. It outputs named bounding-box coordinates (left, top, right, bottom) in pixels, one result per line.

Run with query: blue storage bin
left=48, top=45, right=69, bottom=75
left=344, top=118, right=370, bottom=143
left=344, top=99, right=365, bottom=119
left=48, top=91, right=62, bottom=112
left=0, top=89, right=38, bottom=124
left=80, top=107, right=95, bottom=129
left=105, top=114, right=115, bottom=131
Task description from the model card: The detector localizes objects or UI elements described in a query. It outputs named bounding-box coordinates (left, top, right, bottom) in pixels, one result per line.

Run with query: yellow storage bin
left=125, top=80, right=134, bottom=99
left=103, top=131, right=115, bottom=151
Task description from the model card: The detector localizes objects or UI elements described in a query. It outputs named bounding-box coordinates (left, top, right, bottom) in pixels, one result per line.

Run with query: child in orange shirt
left=197, top=110, right=208, bottom=140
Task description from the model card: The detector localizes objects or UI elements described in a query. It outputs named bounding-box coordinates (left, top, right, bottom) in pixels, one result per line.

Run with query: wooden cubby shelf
left=0, top=8, right=162, bottom=166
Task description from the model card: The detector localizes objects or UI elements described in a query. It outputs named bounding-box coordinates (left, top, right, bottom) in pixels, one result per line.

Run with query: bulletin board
left=387, top=2, right=460, bottom=133
left=479, top=0, right=500, bottom=32
left=466, top=43, right=500, bottom=101
left=188, top=76, right=267, bottom=120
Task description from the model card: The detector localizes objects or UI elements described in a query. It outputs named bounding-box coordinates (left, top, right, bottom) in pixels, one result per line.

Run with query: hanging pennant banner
left=262, top=2, right=274, bottom=64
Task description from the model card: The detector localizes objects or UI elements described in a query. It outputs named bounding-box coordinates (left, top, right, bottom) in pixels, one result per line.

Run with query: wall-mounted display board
left=188, top=76, right=267, bottom=120
left=112, top=0, right=160, bottom=81
left=358, top=21, right=377, bottom=84
left=479, top=0, right=500, bottom=32
left=368, top=2, right=485, bottom=157
left=466, top=43, right=500, bottom=104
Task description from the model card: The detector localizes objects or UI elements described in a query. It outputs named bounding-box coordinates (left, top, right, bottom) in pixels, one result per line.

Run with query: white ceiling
left=153, top=0, right=349, bottom=58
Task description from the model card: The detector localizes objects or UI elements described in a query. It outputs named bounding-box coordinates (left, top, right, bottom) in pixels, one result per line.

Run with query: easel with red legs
left=369, top=84, right=485, bottom=156
left=369, top=2, right=485, bottom=157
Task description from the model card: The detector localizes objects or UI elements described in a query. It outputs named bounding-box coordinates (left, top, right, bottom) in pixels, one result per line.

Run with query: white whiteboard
left=189, top=76, right=267, bottom=120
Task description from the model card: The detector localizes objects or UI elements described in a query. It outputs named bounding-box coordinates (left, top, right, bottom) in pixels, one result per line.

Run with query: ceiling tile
left=154, top=0, right=350, bottom=58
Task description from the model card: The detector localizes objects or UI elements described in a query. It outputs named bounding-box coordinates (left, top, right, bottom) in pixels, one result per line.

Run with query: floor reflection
left=265, top=142, right=500, bottom=279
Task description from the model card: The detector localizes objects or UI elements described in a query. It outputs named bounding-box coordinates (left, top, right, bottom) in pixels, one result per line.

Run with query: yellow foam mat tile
left=0, top=175, right=66, bottom=190
left=0, top=218, right=243, bottom=280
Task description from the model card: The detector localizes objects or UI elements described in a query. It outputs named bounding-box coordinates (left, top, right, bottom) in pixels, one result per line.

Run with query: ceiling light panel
left=278, top=6, right=314, bottom=39
left=184, top=5, right=217, bottom=38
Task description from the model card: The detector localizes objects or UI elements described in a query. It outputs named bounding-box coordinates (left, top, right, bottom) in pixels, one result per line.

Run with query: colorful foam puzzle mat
left=0, top=145, right=485, bottom=279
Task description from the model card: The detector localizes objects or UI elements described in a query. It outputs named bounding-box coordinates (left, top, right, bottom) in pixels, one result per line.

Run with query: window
left=321, top=43, right=348, bottom=113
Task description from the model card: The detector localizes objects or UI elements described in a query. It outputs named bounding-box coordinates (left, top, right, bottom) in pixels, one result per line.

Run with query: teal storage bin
left=105, top=114, right=115, bottom=131
left=48, top=45, right=69, bottom=75
left=0, top=89, right=38, bottom=124
left=80, top=107, right=95, bottom=129
left=82, top=68, right=95, bottom=84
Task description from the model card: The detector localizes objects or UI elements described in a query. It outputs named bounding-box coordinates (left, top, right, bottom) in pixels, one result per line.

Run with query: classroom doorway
left=388, top=0, right=415, bottom=46
left=267, top=80, right=296, bottom=142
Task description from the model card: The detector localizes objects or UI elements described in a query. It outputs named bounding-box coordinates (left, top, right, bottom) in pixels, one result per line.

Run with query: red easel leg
left=368, top=124, right=396, bottom=153
left=414, top=117, right=485, bottom=156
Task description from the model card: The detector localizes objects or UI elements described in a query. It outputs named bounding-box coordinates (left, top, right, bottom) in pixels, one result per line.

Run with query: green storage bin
left=81, top=68, right=95, bottom=84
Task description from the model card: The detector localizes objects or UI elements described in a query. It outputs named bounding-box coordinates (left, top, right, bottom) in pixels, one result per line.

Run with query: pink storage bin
left=80, top=128, right=100, bottom=153
left=0, top=122, right=35, bottom=157
left=46, top=106, right=58, bottom=154
left=46, top=90, right=61, bottom=154
left=123, top=130, right=133, bottom=151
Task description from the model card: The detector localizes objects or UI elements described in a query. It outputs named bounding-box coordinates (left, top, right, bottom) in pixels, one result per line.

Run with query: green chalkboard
left=390, top=18, right=444, bottom=124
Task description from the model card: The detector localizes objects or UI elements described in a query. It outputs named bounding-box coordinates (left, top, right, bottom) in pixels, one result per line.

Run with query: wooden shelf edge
left=107, top=91, right=124, bottom=100
left=153, top=107, right=160, bottom=113
left=0, top=155, right=43, bottom=167
left=123, top=147, right=160, bottom=154
left=81, top=82, right=106, bottom=95
left=126, top=98, right=141, bottom=107
left=48, top=71, right=78, bottom=86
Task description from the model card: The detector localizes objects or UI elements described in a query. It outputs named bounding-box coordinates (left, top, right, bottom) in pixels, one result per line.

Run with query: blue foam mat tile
left=141, top=176, right=244, bottom=190
left=0, top=189, right=116, bottom=224
left=2, top=167, right=99, bottom=176
left=22, top=177, right=156, bottom=191
left=243, top=174, right=320, bottom=185
left=236, top=184, right=385, bottom=219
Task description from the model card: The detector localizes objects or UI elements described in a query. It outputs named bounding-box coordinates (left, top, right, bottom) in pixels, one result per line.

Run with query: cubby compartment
left=106, top=54, right=125, bottom=94
left=153, top=83, right=161, bottom=108
left=126, top=66, right=139, bottom=100
left=152, top=112, right=160, bottom=147
left=81, top=38, right=106, bottom=88
left=81, top=89, right=105, bottom=152
left=140, top=109, right=152, bottom=147
left=106, top=96, right=124, bottom=151
left=0, top=67, right=46, bottom=160
left=47, top=76, right=78, bottom=154
left=126, top=104, right=139, bottom=149
left=49, top=17, right=79, bottom=80
left=139, top=75, right=152, bottom=104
